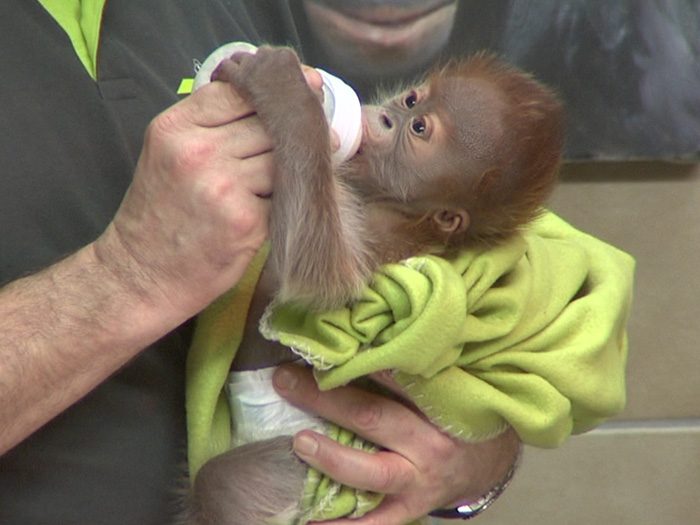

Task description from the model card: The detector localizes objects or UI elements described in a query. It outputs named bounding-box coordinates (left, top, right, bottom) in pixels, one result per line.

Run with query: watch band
left=428, top=460, right=517, bottom=520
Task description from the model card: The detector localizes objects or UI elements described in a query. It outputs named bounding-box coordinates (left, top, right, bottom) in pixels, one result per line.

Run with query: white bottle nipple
left=193, top=43, right=363, bottom=165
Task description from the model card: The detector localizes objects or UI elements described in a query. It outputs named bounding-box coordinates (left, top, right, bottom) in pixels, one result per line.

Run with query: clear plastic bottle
left=194, top=42, right=362, bottom=165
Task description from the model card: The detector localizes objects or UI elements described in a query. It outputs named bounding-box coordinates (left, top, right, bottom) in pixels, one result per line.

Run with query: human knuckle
left=227, top=202, right=266, bottom=240
left=428, top=432, right=456, bottom=463
left=374, top=462, right=397, bottom=492
left=194, top=177, right=264, bottom=238
left=144, top=113, right=173, bottom=148
left=171, top=138, right=216, bottom=174
left=145, top=117, right=216, bottom=176
left=350, top=399, right=383, bottom=431
left=229, top=208, right=258, bottom=237
left=198, top=176, right=232, bottom=206
left=374, top=460, right=413, bottom=493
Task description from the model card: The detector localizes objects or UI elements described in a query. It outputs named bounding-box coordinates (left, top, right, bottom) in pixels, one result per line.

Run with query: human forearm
left=0, top=241, right=182, bottom=455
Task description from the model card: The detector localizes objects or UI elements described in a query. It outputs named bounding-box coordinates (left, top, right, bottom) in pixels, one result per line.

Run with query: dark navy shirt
left=0, top=1, right=300, bottom=522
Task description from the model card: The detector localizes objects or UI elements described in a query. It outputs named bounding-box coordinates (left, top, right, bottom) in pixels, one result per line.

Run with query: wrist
left=430, top=428, right=521, bottom=520
left=428, top=454, right=518, bottom=520
left=89, top=229, right=185, bottom=344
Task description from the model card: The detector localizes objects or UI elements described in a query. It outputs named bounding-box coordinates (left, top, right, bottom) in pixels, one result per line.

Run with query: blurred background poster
left=296, top=0, right=700, bottom=162
left=445, top=0, right=700, bottom=161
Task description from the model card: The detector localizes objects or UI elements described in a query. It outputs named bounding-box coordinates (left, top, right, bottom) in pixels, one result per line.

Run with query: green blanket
left=187, top=210, right=635, bottom=521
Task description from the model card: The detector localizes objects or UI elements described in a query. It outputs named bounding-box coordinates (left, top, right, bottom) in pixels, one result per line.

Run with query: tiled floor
left=437, top=161, right=700, bottom=525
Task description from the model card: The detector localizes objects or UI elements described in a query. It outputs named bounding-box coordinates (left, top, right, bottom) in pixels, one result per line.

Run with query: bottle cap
left=193, top=41, right=258, bottom=91
left=317, top=69, right=363, bottom=165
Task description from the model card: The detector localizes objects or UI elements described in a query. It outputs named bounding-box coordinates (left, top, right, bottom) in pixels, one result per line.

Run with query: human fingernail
left=273, top=366, right=298, bottom=392
left=294, top=434, right=319, bottom=457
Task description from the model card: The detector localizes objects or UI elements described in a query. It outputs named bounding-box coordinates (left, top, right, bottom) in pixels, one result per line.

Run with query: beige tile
left=547, top=162, right=700, bottom=420
left=436, top=426, right=700, bottom=525
left=433, top=163, right=700, bottom=525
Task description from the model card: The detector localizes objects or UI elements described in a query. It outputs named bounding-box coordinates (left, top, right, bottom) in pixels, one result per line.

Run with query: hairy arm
left=213, top=47, right=370, bottom=309
left=0, top=81, right=274, bottom=455
left=0, top=244, right=173, bottom=454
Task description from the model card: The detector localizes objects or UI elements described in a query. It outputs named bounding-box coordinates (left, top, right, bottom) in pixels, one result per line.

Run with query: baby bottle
left=193, top=42, right=362, bottom=165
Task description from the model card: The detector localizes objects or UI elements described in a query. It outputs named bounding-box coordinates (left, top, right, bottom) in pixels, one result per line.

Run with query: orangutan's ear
left=431, top=208, right=470, bottom=234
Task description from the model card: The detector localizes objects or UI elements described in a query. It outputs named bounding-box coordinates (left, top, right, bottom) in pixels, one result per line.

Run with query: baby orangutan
left=184, top=47, right=564, bottom=524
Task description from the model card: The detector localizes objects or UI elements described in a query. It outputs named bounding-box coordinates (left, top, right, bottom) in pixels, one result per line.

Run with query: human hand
left=273, top=364, right=521, bottom=525
left=93, top=65, right=323, bottom=323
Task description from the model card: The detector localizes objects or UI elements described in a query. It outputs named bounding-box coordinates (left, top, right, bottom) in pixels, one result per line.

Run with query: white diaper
left=225, top=365, right=326, bottom=447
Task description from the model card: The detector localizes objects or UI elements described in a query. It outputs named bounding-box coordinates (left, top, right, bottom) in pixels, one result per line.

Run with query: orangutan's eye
left=404, top=91, right=418, bottom=108
left=411, top=118, right=426, bottom=135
